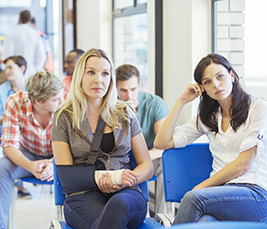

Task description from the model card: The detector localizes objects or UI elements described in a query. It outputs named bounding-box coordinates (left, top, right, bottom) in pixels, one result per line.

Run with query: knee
left=108, top=195, right=129, bottom=213
left=183, top=190, right=197, bottom=200
left=0, top=157, right=14, bottom=180
left=108, top=192, right=146, bottom=215
left=182, top=190, right=202, bottom=206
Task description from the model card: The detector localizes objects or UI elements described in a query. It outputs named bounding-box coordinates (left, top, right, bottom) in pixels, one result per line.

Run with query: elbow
left=237, top=163, right=251, bottom=176
left=153, top=140, right=160, bottom=149
left=154, top=137, right=164, bottom=150
left=154, top=138, right=171, bottom=150
left=240, top=164, right=250, bottom=175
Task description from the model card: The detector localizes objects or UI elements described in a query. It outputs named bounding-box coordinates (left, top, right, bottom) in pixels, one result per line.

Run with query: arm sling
left=56, top=110, right=106, bottom=196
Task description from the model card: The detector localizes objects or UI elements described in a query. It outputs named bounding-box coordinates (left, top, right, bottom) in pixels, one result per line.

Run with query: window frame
left=112, top=0, right=163, bottom=97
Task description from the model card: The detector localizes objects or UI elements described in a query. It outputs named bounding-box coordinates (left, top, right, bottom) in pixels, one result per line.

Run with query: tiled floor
left=12, top=182, right=56, bottom=229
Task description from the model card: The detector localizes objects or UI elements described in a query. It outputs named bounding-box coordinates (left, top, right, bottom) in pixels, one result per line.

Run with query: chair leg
left=146, top=202, right=150, bottom=218
left=49, top=185, right=53, bottom=194
left=56, top=205, right=63, bottom=221
left=8, top=182, right=17, bottom=229
left=154, top=180, right=157, bottom=214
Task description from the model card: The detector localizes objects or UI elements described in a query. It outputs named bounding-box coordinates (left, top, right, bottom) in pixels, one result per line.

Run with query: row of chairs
left=9, top=143, right=267, bottom=229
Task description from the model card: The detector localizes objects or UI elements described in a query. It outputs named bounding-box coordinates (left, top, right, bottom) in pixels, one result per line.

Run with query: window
left=212, top=0, right=267, bottom=100
left=112, top=0, right=148, bottom=91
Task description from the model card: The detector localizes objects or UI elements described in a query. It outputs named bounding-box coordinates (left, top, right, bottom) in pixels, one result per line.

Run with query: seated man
left=0, top=55, right=29, bottom=199
left=0, top=71, right=64, bottom=229
left=63, top=49, right=84, bottom=93
left=116, top=64, right=169, bottom=214
left=0, top=56, right=27, bottom=139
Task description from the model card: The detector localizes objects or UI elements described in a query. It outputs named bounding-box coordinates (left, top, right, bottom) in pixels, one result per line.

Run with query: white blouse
left=173, top=98, right=267, bottom=191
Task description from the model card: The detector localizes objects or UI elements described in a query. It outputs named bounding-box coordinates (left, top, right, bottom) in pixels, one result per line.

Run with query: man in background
left=62, top=49, right=84, bottom=93
left=116, top=64, right=169, bottom=214
left=0, top=53, right=7, bottom=85
left=29, top=17, right=54, bottom=72
left=2, top=10, right=46, bottom=78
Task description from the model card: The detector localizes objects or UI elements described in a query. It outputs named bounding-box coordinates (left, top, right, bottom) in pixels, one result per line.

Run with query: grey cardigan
left=51, top=108, right=142, bottom=170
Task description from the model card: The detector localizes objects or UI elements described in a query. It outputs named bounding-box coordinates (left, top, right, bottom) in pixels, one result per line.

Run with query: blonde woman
left=51, top=48, right=153, bottom=229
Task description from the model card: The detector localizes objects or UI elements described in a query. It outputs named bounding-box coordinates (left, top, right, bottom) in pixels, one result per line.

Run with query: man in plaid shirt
left=0, top=71, right=64, bottom=229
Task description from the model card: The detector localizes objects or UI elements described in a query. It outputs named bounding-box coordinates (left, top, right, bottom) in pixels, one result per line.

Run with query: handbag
left=56, top=110, right=106, bottom=195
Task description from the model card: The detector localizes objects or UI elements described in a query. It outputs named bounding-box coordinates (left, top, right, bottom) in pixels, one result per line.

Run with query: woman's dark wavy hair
left=194, top=53, right=251, bottom=134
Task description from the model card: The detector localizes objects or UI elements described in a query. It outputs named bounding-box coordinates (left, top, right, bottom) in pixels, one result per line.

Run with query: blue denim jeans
left=64, top=189, right=147, bottom=229
left=0, top=146, right=51, bottom=229
left=173, top=183, right=267, bottom=224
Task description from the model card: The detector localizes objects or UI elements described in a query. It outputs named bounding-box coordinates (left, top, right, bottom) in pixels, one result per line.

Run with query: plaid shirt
left=1, top=91, right=54, bottom=156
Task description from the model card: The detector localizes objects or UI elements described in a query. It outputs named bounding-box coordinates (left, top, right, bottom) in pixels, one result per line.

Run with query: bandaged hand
left=95, top=169, right=124, bottom=185
left=95, top=169, right=140, bottom=187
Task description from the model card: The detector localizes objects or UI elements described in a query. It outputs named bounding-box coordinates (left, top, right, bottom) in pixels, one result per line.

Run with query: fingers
left=47, top=174, right=54, bottom=182
left=39, top=162, right=53, bottom=181
left=121, top=170, right=140, bottom=187
left=191, top=84, right=202, bottom=95
left=98, top=173, right=120, bottom=193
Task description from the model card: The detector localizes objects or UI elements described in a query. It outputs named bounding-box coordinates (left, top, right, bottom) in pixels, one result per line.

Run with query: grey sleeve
left=51, top=111, right=70, bottom=144
left=130, top=115, right=142, bottom=138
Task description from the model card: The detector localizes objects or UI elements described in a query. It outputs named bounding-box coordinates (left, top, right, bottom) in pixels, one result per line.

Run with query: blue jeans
left=0, top=145, right=51, bottom=229
left=64, top=189, right=147, bottom=229
left=174, top=183, right=267, bottom=224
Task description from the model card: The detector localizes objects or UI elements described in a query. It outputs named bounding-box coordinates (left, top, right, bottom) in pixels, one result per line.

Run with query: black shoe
left=17, top=188, right=32, bottom=199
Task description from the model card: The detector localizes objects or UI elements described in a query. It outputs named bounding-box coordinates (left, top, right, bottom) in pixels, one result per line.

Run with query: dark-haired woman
left=154, top=53, right=267, bottom=224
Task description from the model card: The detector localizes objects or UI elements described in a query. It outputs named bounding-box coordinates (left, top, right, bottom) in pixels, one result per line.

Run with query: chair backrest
left=53, top=160, right=65, bottom=205
left=129, top=151, right=149, bottom=202
left=169, top=222, right=267, bottom=229
left=20, top=177, right=53, bottom=185
left=162, top=143, right=212, bottom=203
left=53, top=152, right=149, bottom=205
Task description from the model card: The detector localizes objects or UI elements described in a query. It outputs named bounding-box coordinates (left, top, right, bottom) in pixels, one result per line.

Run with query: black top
left=100, top=132, right=115, bottom=153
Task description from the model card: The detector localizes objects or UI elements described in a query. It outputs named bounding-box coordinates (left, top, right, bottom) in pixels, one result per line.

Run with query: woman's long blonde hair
left=56, top=48, right=135, bottom=129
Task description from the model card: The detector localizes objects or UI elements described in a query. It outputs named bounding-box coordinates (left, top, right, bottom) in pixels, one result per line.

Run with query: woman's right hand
left=179, top=83, right=203, bottom=104
left=154, top=83, right=204, bottom=150
left=97, top=169, right=140, bottom=193
left=98, top=173, right=124, bottom=193
left=121, top=169, right=140, bottom=187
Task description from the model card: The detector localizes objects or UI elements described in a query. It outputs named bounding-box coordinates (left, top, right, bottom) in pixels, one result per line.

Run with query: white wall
left=76, top=0, right=112, bottom=56
left=76, top=0, right=211, bottom=125
left=163, top=0, right=211, bottom=125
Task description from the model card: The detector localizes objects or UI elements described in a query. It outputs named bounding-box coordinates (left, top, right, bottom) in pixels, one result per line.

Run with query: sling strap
left=56, top=110, right=107, bottom=195
left=87, top=117, right=106, bottom=164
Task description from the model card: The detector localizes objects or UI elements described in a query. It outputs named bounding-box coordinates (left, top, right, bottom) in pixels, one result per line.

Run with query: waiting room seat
left=50, top=155, right=163, bottom=229
left=155, top=143, right=212, bottom=227
left=9, top=177, right=53, bottom=229
left=148, top=174, right=158, bottom=214
left=169, top=222, right=267, bottom=229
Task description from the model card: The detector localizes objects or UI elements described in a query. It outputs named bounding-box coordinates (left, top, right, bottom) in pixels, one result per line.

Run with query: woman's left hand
left=98, top=173, right=124, bottom=193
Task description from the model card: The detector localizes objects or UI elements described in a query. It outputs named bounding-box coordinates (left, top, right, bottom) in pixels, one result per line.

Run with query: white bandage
left=94, top=169, right=124, bottom=185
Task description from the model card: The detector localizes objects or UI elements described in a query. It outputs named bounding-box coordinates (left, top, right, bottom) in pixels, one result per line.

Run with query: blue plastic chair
left=162, top=143, right=212, bottom=204
left=169, top=222, right=267, bottom=229
left=51, top=154, right=163, bottom=229
left=148, top=174, right=158, bottom=214
left=156, top=143, right=212, bottom=226
left=9, top=177, right=53, bottom=229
